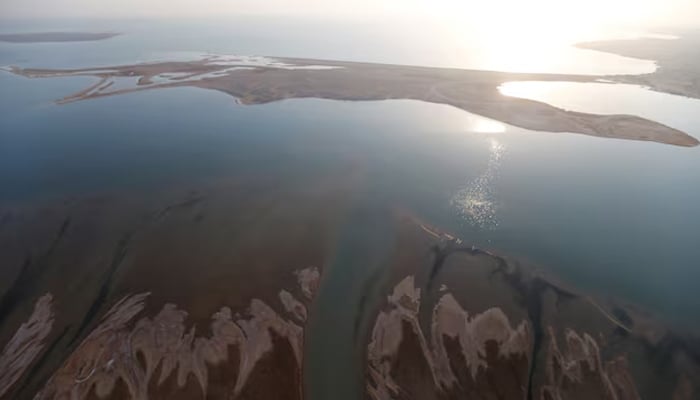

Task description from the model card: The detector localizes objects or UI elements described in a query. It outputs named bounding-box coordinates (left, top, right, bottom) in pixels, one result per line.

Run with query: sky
left=1, top=0, right=698, bottom=55
left=2, top=0, right=699, bottom=29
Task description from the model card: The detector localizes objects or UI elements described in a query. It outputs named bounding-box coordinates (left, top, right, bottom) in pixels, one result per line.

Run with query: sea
left=1, top=16, right=699, bottom=400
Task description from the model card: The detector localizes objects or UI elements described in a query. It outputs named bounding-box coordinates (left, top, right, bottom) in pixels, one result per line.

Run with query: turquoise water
left=2, top=18, right=700, bottom=400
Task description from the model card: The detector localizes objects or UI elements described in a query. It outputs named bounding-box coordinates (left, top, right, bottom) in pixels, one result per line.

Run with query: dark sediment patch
left=153, top=195, right=205, bottom=221
left=443, top=336, right=528, bottom=399
left=202, top=345, right=242, bottom=399
left=390, top=321, right=438, bottom=400
left=237, top=330, right=303, bottom=400
left=68, top=233, right=132, bottom=346
left=0, top=218, right=70, bottom=326
left=85, top=377, right=131, bottom=400
left=425, top=242, right=577, bottom=400
left=146, top=365, right=205, bottom=400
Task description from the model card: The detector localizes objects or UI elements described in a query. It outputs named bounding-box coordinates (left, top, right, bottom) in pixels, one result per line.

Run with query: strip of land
left=0, top=32, right=120, bottom=43
left=577, top=32, right=700, bottom=100
left=5, top=54, right=698, bottom=147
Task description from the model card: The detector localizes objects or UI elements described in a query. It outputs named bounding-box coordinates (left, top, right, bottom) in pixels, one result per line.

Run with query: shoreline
left=576, top=33, right=700, bottom=100
left=5, top=54, right=698, bottom=147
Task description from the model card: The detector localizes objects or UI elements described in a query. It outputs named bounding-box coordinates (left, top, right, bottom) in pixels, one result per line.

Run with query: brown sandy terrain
left=5, top=55, right=698, bottom=146
left=0, top=32, right=120, bottom=43
left=577, top=33, right=700, bottom=100
left=364, top=216, right=700, bottom=400
left=2, top=181, right=699, bottom=399
left=0, top=169, right=358, bottom=400
left=31, top=268, right=316, bottom=400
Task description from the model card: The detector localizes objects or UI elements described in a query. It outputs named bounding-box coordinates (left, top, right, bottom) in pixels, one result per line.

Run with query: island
left=0, top=32, right=120, bottom=43
left=5, top=53, right=698, bottom=147
left=577, top=32, right=700, bottom=100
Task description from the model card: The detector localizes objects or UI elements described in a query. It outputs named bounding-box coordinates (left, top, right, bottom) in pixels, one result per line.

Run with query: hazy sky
left=2, top=0, right=699, bottom=29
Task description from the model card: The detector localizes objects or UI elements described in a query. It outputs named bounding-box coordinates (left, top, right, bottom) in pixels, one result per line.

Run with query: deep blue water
left=1, top=18, right=699, bottom=329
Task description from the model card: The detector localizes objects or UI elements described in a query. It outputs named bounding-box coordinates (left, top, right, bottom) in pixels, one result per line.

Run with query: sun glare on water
left=452, top=137, right=506, bottom=230
left=467, top=115, right=507, bottom=134
left=428, top=0, right=661, bottom=72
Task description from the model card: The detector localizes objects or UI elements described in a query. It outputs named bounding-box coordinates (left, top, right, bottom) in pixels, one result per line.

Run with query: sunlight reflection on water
left=469, top=116, right=507, bottom=133
left=452, top=137, right=506, bottom=229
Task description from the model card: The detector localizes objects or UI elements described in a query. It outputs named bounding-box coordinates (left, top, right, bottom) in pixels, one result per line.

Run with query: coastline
left=576, top=33, right=700, bottom=100
left=5, top=55, right=698, bottom=147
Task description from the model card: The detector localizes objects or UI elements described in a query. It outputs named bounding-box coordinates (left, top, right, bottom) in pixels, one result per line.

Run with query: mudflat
left=0, top=171, right=356, bottom=400
left=2, top=180, right=699, bottom=400
left=365, top=216, right=700, bottom=400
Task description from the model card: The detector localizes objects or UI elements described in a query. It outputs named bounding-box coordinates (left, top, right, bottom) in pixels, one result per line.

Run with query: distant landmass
left=577, top=32, right=700, bottom=100
left=0, top=32, right=120, bottom=43
left=5, top=54, right=698, bottom=147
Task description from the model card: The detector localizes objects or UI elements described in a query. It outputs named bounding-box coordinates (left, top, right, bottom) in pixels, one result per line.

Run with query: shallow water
left=2, top=66, right=699, bottom=319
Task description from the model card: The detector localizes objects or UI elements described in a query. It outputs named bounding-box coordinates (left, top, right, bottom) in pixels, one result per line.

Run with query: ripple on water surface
left=452, top=137, right=506, bottom=230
